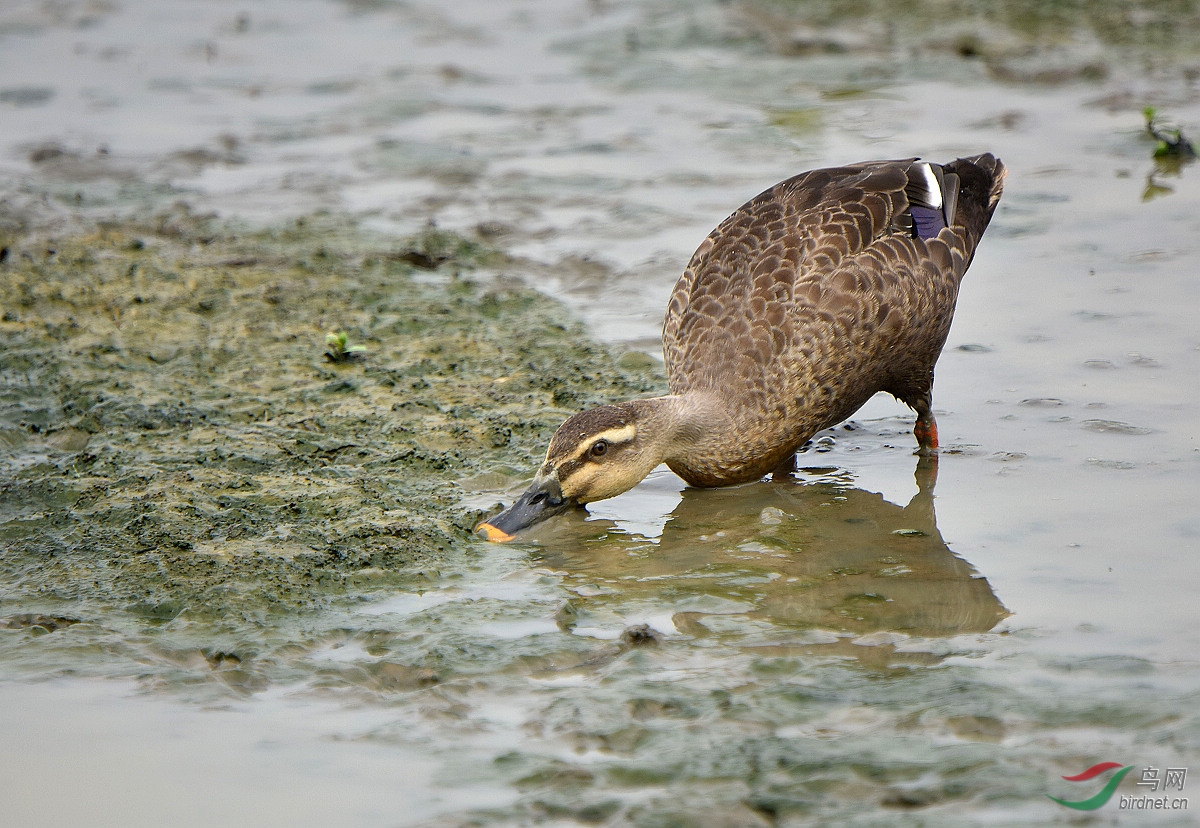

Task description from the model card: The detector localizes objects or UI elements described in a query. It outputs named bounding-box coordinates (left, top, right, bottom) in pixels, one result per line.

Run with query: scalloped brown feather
left=661, top=154, right=1006, bottom=486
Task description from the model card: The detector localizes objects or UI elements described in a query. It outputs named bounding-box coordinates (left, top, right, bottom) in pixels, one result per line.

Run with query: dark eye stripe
left=551, top=423, right=637, bottom=468
left=557, top=457, right=585, bottom=479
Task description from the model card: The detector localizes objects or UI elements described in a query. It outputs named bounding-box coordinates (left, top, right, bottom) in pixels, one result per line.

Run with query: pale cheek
left=566, top=467, right=620, bottom=504
left=562, top=468, right=599, bottom=503
left=593, top=468, right=648, bottom=502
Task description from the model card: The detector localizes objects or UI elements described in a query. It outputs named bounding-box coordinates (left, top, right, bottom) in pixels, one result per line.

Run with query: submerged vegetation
left=1144, top=106, right=1197, bottom=159
left=742, top=0, right=1200, bottom=54
left=1141, top=106, right=1197, bottom=199
left=0, top=213, right=662, bottom=618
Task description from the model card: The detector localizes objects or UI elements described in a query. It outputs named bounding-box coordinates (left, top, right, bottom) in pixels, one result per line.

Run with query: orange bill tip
left=476, top=522, right=515, bottom=543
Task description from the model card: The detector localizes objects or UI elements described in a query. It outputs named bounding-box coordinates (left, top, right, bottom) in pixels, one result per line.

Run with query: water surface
left=2, top=1, right=1199, bottom=825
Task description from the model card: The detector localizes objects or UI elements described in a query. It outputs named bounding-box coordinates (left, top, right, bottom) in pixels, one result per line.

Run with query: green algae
left=0, top=212, right=663, bottom=619
left=741, top=0, right=1200, bottom=56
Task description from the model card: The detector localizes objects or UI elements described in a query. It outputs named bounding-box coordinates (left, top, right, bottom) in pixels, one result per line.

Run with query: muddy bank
left=0, top=212, right=663, bottom=619
left=736, top=0, right=1200, bottom=69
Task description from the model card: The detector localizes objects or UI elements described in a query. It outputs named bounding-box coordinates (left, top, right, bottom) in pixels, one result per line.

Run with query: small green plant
left=1144, top=106, right=1196, bottom=159
left=1141, top=107, right=1196, bottom=201
left=324, top=330, right=367, bottom=363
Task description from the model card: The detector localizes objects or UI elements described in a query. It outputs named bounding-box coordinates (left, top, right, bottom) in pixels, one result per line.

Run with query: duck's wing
left=662, top=155, right=1005, bottom=401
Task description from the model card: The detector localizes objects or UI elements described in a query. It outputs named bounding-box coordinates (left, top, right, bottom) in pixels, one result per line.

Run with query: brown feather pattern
left=478, top=155, right=1005, bottom=538
left=661, top=154, right=1005, bottom=486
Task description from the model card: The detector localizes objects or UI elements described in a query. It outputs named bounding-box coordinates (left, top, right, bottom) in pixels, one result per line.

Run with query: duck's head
left=477, top=401, right=669, bottom=541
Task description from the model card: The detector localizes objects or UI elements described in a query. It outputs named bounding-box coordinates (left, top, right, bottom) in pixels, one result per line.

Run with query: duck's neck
left=625, top=392, right=732, bottom=479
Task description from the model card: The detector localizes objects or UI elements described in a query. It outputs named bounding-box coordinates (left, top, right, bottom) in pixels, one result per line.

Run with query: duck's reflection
left=527, top=457, right=1008, bottom=663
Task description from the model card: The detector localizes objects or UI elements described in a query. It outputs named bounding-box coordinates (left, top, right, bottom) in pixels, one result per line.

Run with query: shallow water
left=3, top=0, right=1200, bottom=825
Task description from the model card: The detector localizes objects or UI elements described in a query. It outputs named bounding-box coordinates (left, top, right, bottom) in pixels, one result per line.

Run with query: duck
left=478, top=154, right=1006, bottom=542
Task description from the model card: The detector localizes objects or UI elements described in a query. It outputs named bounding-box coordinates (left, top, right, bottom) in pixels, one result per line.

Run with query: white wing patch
left=913, top=162, right=943, bottom=210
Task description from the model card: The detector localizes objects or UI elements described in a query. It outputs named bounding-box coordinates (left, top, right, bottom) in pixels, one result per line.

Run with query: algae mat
left=0, top=214, right=662, bottom=620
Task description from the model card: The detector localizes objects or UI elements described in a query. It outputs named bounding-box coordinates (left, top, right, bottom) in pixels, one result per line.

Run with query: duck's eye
left=589, top=439, right=609, bottom=458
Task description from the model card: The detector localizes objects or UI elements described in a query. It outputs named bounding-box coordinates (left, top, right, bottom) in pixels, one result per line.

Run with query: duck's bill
left=476, top=477, right=573, bottom=542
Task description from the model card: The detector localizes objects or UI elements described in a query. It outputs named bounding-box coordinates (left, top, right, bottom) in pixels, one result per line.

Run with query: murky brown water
left=3, top=1, right=1200, bottom=826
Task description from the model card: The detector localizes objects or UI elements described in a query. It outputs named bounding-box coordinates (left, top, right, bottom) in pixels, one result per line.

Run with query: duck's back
left=662, top=155, right=1005, bottom=483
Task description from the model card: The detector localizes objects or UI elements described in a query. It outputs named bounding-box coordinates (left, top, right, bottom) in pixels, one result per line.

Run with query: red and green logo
left=1048, top=762, right=1134, bottom=810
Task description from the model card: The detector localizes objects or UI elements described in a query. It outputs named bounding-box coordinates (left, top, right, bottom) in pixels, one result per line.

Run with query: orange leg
left=913, top=391, right=939, bottom=455
left=914, top=413, right=938, bottom=452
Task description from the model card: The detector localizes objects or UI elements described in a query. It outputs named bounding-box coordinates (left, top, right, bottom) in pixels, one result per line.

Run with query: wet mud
left=0, top=212, right=662, bottom=618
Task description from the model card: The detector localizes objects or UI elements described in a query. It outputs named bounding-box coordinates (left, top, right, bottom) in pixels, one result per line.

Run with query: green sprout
left=324, top=330, right=367, bottom=363
left=1144, top=106, right=1196, bottom=159
left=1141, top=107, right=1196, bottom=201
